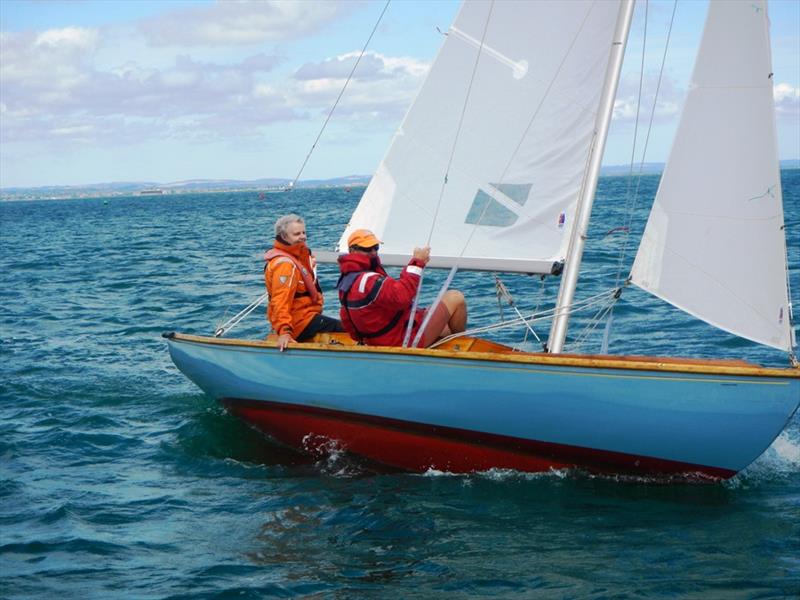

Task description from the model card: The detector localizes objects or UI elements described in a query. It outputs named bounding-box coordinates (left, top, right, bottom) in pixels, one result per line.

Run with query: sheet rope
left=430, top=286, right=621, bottom=349
left=402, top=0, right=495, bottom=347
left=410, top=1, right=606, bottom=348
left=214, top=292, right=267, bottom=337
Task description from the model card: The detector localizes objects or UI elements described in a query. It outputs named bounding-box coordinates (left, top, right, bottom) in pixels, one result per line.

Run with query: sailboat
left=165, top=0, right=799, bottom=481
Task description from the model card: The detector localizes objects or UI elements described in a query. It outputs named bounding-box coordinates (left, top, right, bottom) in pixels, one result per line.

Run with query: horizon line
left=3, top=159, right=800, bottom=192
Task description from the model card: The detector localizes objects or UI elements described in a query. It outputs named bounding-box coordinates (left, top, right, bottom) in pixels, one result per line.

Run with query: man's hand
left=413, top=246, right=431, bottom=265
left=277, top=332, right=296, bottom=352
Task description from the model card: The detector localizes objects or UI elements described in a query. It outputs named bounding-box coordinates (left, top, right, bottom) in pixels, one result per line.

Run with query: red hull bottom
left=222, top=399, right=735, bottom=481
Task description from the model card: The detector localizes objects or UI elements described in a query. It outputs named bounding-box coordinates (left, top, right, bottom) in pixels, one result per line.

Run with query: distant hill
left=600, top=159, right=800, bottom=175
left=0, top=175, right=371, bottom=201
left=600, top=162, right=663, bottom=176
left=3, top=162, right=798, bottom=200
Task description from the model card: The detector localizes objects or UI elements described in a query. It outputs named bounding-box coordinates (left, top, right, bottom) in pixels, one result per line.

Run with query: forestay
left=630, top=0, right=793, bottom=351
left=337, top=0, right=621, bottom=275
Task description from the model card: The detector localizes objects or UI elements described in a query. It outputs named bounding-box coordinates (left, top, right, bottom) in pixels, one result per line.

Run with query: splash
left=756, top=429, right=800, bottom=472
left=730, top=428, right=800, bottom=486
left=300, top=433, right=365, bottom=477
left=420, top=466, right=571, bottom=482
left=771, top=430, right=800, bottom=467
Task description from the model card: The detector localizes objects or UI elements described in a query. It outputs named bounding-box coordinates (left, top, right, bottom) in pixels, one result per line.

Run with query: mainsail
left=338, top=0, right=622, bottom=274
left=630, top=0, right=793, bottom=351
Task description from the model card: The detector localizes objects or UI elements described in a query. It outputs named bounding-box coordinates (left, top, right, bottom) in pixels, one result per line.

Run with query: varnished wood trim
left=167, top=332, right=800, bottom=379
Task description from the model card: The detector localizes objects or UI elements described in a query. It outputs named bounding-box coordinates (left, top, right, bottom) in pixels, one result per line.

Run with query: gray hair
left=274, top=214, right=304, bottom=239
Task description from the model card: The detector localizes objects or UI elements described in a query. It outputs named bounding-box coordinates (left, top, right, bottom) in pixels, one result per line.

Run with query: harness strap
left=340, top=271, right=406, bottom=343
left=341, top=276, right=385, bottom=308
left=264, top=249, right=320, bottom=303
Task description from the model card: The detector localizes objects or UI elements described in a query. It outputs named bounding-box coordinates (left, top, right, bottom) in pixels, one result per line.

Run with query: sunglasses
left=353, top=245, right=380, bottom=253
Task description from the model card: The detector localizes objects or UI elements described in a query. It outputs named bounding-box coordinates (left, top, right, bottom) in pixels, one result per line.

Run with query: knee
left=444, top=289, right=466, bottom=308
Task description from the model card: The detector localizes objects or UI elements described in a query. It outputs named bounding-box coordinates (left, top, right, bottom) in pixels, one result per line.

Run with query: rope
left=430, top=287, right=619, bottom=348
left=289, top=0, right=391, bottom=190
left=495, top=274, right=542, bottom=344
left=403, top=1, right=494, bottom=347
left=422, top=2, right=599, bottom=351
left=401, top=269, right=426, bottom=347
left=426, top=1, right=495, bottom=244
left=568, top=292, right=619, bottom=352
left=411, top=266, right=458, bottom=347
left=453, top=0, right=599, bottom=269
left=613, top=0, right=648, bottom=288
left=214, top=292, right=268, bottom=337
left=406, top=2, right=597, bottom=348
left=615, top=0, right=677, bottom=281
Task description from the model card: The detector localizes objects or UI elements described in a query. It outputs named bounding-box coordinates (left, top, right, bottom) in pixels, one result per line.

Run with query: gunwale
left=165, top=332, right=800, bottom=379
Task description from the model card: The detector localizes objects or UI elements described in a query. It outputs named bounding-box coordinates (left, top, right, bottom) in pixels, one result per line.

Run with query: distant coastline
left=0, top=176, right=370, bottom=202
left=2, top=161, right=799, bottom=201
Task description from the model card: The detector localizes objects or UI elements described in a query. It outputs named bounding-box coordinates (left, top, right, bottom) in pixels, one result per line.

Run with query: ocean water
left=1, top=171, right=799, bottom=599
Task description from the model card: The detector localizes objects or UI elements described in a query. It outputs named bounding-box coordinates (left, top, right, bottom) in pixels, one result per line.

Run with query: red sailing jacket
left=337, top=253, right=426, bottom=347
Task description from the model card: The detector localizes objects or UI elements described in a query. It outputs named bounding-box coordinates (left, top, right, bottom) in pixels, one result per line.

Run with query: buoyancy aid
left=264, top=240, right=323, bottom=337
left=336, top=252, right=425, bottom=346
left=263, top=248, right=320, bottom=303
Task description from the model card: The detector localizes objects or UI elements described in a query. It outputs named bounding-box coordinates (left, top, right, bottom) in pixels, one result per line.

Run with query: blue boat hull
left=165, top=333, right=800, bottom=479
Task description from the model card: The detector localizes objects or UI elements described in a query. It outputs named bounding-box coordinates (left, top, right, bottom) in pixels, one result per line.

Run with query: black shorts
left=297, top=314, right=345, bottom=341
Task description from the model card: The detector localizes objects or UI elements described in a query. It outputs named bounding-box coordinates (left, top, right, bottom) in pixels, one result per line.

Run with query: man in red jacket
left=337, top=229, right=467, bottom=347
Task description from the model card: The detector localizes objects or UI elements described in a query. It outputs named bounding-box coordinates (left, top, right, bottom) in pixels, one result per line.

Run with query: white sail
left=631, top=0, right=791, bottom=351
left=337, top=0, right=622, bottom=274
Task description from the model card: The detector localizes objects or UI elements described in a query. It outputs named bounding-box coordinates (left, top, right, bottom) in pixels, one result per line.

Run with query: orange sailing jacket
left=264, top=239, right=323, bottom=338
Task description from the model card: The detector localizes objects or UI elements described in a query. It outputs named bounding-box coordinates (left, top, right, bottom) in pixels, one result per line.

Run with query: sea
left=2, top=171, right=799, bottom=599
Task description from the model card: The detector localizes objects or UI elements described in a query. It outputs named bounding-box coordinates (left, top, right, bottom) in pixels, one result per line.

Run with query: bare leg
left=441, top=290, right=467, bottom=334
left=418, top=290, right=468, bottom=347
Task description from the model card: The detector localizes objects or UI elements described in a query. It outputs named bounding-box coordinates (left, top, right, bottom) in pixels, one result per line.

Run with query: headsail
left=630, top=0, right=793, bottom=352
left=337, top=0, right=622, bottom=275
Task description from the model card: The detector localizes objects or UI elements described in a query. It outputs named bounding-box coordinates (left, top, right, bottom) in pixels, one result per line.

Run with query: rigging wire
left=615, top=0, right=649, bottom=286
left=410, top=265, right=458, bottom=347
left=495, top=275, right=543, bottom=345
left=568, top=0, right=677, bottom=352
left=219, top=5, right=388, bottom=336
left=430, top=287, right=620, bottom=349
left=458, top=1, right=598, bottom=261
left=288, top=0, right=391, bottom=190
left=569, top=291, right=620, bottom=352
left=402, top=0, right=495, bottom=347
left=614, top=0, right=678, bottom=281
left=568, top=0, right=649, bottom=351
left=426, top=2, right=495, bottom=245
left=214, top=292, right=268, bottom=337
left=443, top=2, right=607, bottom=350
left=405, top=1, right=594, bottom=348
left=406, top=2, right=607, bottom=349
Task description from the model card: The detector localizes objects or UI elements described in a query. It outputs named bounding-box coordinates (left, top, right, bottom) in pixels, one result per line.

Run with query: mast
left=547, top=0, right=635, bottom=354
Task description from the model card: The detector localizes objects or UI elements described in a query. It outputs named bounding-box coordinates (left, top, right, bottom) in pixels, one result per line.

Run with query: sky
left=1, top=0, right=798, bottom=189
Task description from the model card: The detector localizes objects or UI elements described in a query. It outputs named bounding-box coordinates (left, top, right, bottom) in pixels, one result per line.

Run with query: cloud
left=612, top=71, right=682, bottom=123
left=1, top=28, right=98, bottom=94
left=295, top=52, right=390, bottom=81
left=0, top=25, right=293, bottom=148
left=289, top=51, right=429, bottom=125
left=35, top=26, right=98, bottom=49
left=139, top=0, right=357, bottom=47
left=0, top=6, right=426, bottom=160
left=774, top=82, right=799, bottom=117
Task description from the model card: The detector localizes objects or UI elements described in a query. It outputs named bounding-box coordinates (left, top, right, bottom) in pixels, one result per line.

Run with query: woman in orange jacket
left=265, top=214, right=343, bottom=351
